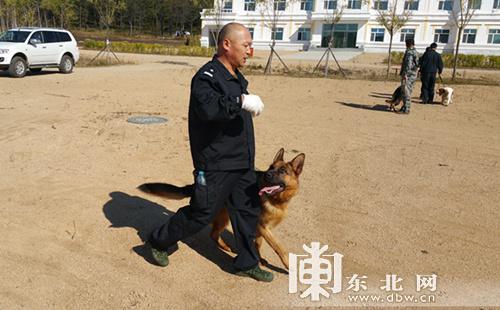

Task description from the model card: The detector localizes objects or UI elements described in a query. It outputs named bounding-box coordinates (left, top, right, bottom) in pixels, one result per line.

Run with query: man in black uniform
left=147, top=23, right=273, bottom=282
left=419, top=42, right=443, bottom=104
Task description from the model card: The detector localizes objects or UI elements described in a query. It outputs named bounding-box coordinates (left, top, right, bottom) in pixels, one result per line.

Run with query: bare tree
left=374, top=0, right=412, bottom=78
left=451, top=0, right=478, bottom=81
left=88, top=0, right=125, bottom=64
left=203, top=0, right=224, bottom=48
left=313, top=0, right=346, bottom=77
left=257, top=0, right=297, bottom=74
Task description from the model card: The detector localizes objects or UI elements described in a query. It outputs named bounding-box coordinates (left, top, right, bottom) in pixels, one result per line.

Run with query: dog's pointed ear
left=290, top=153, right=305, bottom=176
left=273, top=148, right=285, bottom=163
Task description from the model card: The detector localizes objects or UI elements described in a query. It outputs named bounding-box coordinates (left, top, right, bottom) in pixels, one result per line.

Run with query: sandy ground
left=1, top=52, right=500, bottom=309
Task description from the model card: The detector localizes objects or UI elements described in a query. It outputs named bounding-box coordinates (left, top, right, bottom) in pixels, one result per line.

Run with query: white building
left=200, top=0, right=500, bottom=54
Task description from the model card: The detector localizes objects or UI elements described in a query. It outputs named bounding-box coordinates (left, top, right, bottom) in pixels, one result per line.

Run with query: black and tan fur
left=139, top=148, right=305, bottom=270
left=385, top=85, right=404, bottom=111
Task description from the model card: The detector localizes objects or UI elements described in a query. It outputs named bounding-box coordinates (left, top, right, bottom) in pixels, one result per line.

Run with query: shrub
left=387, top=51, right=500, bottom=69
left=82, top=39, right=215, bottom=57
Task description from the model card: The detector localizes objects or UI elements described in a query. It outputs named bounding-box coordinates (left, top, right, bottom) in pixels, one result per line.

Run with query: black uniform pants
left=421, top=72, right=437, bottom=103
left=149, top=169, right=261, bottom=271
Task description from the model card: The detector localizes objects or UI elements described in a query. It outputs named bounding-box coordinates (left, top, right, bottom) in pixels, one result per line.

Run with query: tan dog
left=139, top=148, right=305, bottom=270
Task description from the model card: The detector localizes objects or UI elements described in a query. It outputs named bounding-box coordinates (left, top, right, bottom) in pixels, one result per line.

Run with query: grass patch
left=387, top=51, right=500, bottom=69
left=243, top=63, right=500, bottom=86
left=81, top=39, right=214, bottom=57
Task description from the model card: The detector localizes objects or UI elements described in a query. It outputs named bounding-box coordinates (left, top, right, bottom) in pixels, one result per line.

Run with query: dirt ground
left=1, top=51, right=499, bottom=309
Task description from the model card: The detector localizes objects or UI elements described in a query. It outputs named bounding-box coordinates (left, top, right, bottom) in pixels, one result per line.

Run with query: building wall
left=200, top=0, right=500, bottom=54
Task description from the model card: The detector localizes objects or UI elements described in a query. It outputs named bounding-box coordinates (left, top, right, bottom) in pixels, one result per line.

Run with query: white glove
left=241, top=94, right=264, bottom=117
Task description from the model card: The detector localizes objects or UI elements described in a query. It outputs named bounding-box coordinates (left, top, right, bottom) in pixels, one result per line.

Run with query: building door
left=321, top=24, right=358, bottom=48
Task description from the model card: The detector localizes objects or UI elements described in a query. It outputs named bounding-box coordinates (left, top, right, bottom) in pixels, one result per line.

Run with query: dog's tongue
left=259, top=185, right=282, bottom=197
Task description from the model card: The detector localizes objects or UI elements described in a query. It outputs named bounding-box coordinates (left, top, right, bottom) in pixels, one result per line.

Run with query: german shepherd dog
left=139, top=148, right=305, bottom=270
left=385, top=85, right=404, bottom=111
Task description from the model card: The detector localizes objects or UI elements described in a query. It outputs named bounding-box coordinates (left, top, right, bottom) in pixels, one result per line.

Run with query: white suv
left=0, top=27, right=80, bottom=78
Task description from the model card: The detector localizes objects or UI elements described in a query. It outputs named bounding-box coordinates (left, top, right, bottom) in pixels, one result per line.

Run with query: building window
left=370, top=28, right=385, bottom=41
left=373, top=0, right=388, bottom=9
left=404, top=0, right=419, bottom=10
left=301, top=0, right=314, bottom=10
left=272, top=27, right=284, bottom=40
left=434, top=29, right=450, bottom=43
left=244, top=0, right=256, bottom=11
left=438, top=0, right=453, bottom=10
left=462, top=28, right=477, bottom=43
left=488, top=29, right=500, bottom=44
left=324, top=0, right=337, bottom=9
left=248, top=27, right=254, bottom=39
left=297, top=27, right=311, bottom=40
left=494, top=0, right=500, bottom=9
left=222, top=0, right=232, bottom=12
left=274, top=0, right=286, bottom=11
left=347, top=0, right=362, bottom=9
left=400, top=28, right=415, bottom=42
left=468, top=0, right=481, bottom=9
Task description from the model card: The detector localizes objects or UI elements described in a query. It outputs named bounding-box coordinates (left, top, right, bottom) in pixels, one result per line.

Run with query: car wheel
left=30, top=68, right=42, bottom=73
left=8, top=56, right=27, bottom=78
left=59, top=55, right=74, bottom=74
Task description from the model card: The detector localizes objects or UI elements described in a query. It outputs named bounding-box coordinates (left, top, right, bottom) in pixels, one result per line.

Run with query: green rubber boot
left=236, top=265, right=273, bottom=282
left=147, top=242, right=169, bottom=267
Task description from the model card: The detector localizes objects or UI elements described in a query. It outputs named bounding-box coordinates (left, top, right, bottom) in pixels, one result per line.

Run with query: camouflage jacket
left=400, top=47, right=419, bottom=76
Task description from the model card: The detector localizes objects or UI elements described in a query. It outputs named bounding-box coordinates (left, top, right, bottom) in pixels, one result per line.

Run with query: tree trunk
left=61, top=6, right=64, bottom=28
left=324, top=49, right=330, bottom=77
left=36, top=1, right=41, bottom=27
left=386, top=33, right=394, bottom=78
left=264, top=41, right=276, bottom=74
left=0, top=1, right=5, bottom=32
left=452, top=27, right=463, bottom=81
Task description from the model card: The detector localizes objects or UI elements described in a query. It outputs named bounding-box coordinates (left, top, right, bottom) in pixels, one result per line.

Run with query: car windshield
left=0, top=31, right=31, bottom=43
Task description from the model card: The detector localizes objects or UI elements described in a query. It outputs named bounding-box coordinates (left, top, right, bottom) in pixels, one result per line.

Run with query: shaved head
left=215, top=22, right=253, bottom=73
left=217, top=22, right=248, bottom=47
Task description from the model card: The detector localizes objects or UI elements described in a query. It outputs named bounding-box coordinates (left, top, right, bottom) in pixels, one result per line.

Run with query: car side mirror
left=29, top=38, right=41, bottom=46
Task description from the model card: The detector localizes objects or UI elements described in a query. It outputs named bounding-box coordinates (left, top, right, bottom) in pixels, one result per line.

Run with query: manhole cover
left=127, top=116, right=168, bottom=125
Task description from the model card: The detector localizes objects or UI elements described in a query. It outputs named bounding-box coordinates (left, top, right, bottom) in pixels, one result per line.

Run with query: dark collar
left=213, top=56, right=242, bottom=81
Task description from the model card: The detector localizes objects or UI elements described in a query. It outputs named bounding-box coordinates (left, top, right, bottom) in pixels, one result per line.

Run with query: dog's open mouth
left=259, top=184, right=285, bottom=197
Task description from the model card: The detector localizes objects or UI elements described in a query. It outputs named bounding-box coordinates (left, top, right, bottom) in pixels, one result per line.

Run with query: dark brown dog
left=139, top=148, right=305, bottom=270
left=386, top=85, right=404, bottom=111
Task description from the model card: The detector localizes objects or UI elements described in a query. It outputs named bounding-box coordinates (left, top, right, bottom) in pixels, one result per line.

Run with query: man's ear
left=222, top=38, right=231, bottom=51
left=290, top=153, right=305, bottom=176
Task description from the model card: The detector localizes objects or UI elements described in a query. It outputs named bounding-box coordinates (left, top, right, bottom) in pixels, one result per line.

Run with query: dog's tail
left=138, top=183, right=193, bottom=200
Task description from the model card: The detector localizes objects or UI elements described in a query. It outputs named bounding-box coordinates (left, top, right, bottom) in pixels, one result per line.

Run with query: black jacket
left=188, top=56, right=255, bottom=171
left=419, top=49, right=444, bottom=74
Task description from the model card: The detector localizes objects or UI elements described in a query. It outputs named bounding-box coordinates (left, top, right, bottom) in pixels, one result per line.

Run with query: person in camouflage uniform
left=399, top=39, right=419, bottom=114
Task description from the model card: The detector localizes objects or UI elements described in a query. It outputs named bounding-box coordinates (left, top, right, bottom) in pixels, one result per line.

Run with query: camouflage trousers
left=401, top=73, right=417, bottom=112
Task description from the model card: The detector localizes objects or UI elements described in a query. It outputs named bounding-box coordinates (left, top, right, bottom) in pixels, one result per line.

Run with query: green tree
left=89, top=0, right=125, bottom=35
left=41, top=0, right=75, bottom=28
left=6, top=0, right=38, bottom=27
